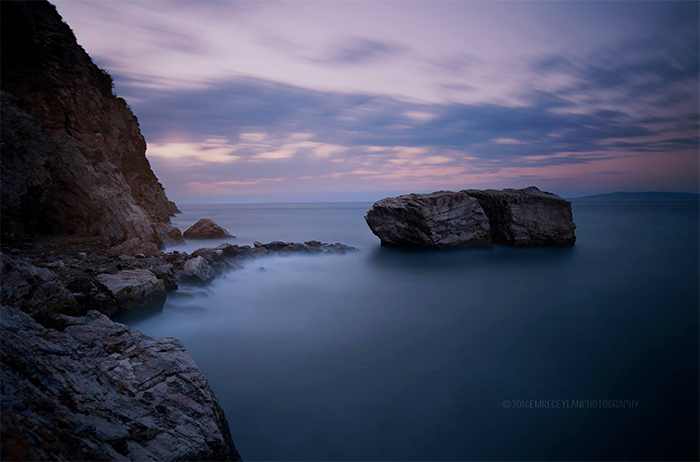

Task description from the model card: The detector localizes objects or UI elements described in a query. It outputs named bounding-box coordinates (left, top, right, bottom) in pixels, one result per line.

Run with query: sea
left=123, top=201, right=699, bottom=461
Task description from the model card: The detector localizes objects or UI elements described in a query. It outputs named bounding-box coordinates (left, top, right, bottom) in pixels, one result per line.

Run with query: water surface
left=125, top=202, right=699, bottom=461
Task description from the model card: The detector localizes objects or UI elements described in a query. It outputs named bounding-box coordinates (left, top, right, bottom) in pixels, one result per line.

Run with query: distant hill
left=570, top=192, right=700, bottom=202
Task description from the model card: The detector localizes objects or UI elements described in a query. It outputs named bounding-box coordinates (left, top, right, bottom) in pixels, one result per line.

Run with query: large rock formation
left=0, top=1, right=181, bottom=247
left=0, top=306, right=241, bottom=461
left=365, top=187, right=576, bottom=248
left=464, top=187, right=576, bottom=246
left=96, top=269, right=166, bottom=316
left=364, top=191, right=492, bottom=248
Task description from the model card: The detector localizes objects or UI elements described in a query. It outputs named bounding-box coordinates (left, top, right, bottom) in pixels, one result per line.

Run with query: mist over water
left=124, top=202, right=699, bottom=461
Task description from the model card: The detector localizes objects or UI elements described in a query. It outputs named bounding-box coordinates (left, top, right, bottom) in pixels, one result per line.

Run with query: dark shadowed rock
left=464, top=187, right=576, bottom=246
left=183, top=219, right=233, bottom=239
left=364, top=191, right=492, bottom=248
left=0, top=1, right=181, bottom=247
left=0, top=306, right=241, bottom=461
left=0, top=253, right=81, bottom=316
left=107, top=238, right=160, bottom=257
left=96, top=269, right=166, bottom=316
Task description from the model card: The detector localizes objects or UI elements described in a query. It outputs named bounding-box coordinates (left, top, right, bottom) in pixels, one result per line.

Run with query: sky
left=53, top=0, right=699, bottom=203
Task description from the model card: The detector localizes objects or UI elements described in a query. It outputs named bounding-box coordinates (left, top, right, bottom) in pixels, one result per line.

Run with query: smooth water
left=125, top=202, right=699, bottom=461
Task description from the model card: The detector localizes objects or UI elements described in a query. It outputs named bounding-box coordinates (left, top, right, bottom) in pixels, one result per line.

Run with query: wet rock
left=183, top=219, right=233, bottom=239
left=0, top=306, right=241, bottom=461
left=250, top=246, right=268, bottom=257
left=192, top=247, right=225, bottom=263
left=76, top=252, right=87, bottom=260
left=96, top=269, right=166, bottom=316
left=178, top=256, right=216, bottom=285
left=365, top=191, right=492, bottom=248
left=305, top=240, right=322, bottom=247
left=463, top=186, right=576, bottom=246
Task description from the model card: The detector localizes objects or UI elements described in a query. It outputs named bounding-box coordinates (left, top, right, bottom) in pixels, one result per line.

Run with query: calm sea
left=124, top=202, right=699, bottom=461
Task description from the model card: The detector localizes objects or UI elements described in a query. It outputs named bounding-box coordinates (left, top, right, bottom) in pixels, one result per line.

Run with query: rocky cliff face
left=1, top=305, right=241, bottom=461
left=365, top=187, right=576, bottom=248
left=0, top=0, right=181, bottom=247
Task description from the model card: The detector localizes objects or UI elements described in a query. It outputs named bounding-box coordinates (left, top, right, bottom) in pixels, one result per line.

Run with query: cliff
left=0, top=0, right=181, bottom=247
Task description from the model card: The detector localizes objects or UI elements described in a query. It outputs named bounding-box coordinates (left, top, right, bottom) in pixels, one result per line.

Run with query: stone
left=45, top=261, right=65, bottom=270
left=178, top=256, right=216, bottom=285
left=250, top=246, right=268, bottom=257
left=0, top=306, right=241, bottom=461
left=463, top=186, right=576, bottom=246
left=76, top=252, right=87, bottom=260
left=192, top=247, right=225, bottom=263
left=305, top=240, right=322, bottom=247
left=365, top=191, right=492, bottom=248
left=0, top=253, right=80, bottom=316
left=0, top=1, right=179, bottom=247
left=107, top=238, right=159, bottom=257
left=183, top=219, right=233, bottom=239
left=96, top=269, right=166, bottom=316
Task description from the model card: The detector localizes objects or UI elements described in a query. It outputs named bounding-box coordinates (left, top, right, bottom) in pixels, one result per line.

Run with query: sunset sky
left=53, top=0, right=699, bottom=203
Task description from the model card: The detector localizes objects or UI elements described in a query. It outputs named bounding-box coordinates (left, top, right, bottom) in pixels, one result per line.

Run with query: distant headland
left=570, top=192, right=700, bottom=202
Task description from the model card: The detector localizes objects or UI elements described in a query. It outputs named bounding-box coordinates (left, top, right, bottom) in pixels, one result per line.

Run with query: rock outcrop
left=0, top=1, right=181, bottom=247
left=364, top=191, right=492, bottom=248
left=464, top=187, right=576, bottom=246
left=183, top=219, right=234, bottom=239
left=0, top=306, right=241, bottom=461
left=365, top=187, right=575, bottom=248
left=96, top=270, right=166, bottom=316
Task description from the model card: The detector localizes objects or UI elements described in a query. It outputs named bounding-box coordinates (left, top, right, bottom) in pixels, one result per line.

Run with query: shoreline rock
left=0, top=306, right=241, bottom=461
left=365, top=187, right=576, bottom=248
left=183, top=219, right=234, bottom=239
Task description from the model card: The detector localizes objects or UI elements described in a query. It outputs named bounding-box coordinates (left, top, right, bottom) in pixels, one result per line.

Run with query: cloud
left=311, top=37, right=409, bottom=66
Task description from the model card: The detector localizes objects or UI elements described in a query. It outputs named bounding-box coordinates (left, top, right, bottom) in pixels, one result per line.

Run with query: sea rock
left=178, top=256, right=216, bottom=285
left=183, top=219, right=233, bottom=239
left=0, top=306, right=241, bottom=461
left=96, top=269, right=166, bottom=316
left=464, top=187, right=576, bottom=245
left=0, top=1, right=180, bottom=246
left=364, top=191, right=492, bottom=248
left=0, top=253, right=81, bottom=316
left=192, top=247, right=225, bottom=263
left=365, top=187, right=576, bottom=248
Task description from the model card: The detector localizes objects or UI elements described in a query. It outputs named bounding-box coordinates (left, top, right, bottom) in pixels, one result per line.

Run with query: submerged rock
left=364, top=191, right=492, bottom=248
left=0, top=306, right=241, bottom=461
left=464, top=187, right=576, bottom=246
left=183, top=219, right=234, bottom=239
left=365, top=187, right=576, bottom=248
left=96, top=269, right=166, bottom=316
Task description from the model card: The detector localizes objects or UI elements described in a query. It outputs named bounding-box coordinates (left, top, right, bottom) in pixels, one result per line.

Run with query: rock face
left=96, top=270, right=166, bottom=316
left=365, top=187, right=575, bottom=248
left=464, top=187, right=576, bottom=246
left=0, top=306, right=241, bottom=461
left=183, top=219, right=233, bottom=239
left=0, top=1, right=181, bottom=247
left=364, top=191, right=492, bottom=248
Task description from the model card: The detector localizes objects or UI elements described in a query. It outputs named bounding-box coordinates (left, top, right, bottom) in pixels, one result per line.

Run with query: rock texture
left=183, top=219, right=233, bottom=239
left=365, top=187, right=576, bottom=248
left=96, top=270, right=166, bottom=316
left=364, top=191, right=492, bottom=248
left=0, top=305, right=241, bottom=461
left=0, top=1, right=181, bottom=247
left=464, top=187, right=576, bottom=246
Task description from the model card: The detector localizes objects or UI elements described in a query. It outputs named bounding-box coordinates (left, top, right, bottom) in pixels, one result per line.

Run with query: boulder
left=107, top=237, right=159, bottom=257
left=365, top=191, right=492, bottom=248
left=464, top=186, right=576, bottom=246
left=183, top=219, right=233, bottom=239
left=178, top=256, right=216, bottom=285
left=365, top=187, right=576, bottom=248
left=192, top=247, right=225, bottom=263
left=96, top=269, right=166, bottom=316
left=0, top=306, right=241, bottom=461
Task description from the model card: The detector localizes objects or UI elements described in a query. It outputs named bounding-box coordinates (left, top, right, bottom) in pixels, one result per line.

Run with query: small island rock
left=183, top=219, right=234, bottom=239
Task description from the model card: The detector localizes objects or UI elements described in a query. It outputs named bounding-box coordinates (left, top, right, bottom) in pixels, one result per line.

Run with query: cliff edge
left=0, top=0, right=181, bottom=247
